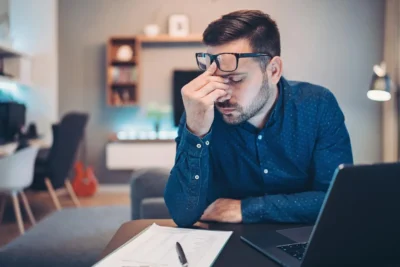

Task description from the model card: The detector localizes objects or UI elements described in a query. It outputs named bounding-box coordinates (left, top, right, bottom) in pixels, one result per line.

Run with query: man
left=164, top=10, right=353, bottom=227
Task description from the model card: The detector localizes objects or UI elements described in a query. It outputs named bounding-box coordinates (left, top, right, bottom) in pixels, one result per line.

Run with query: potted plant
left=146, top=102, right=172, bottom=136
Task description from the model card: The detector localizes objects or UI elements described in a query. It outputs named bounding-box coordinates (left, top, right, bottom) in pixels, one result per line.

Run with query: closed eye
left=229, top=77, right=244, bottom=83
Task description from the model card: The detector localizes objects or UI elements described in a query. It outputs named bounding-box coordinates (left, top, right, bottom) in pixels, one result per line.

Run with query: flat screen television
left=172, top=70, right=203, bottom=127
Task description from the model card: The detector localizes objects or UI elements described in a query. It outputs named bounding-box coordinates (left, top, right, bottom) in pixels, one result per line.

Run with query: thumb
left=205, top=61, right=217, bottom=75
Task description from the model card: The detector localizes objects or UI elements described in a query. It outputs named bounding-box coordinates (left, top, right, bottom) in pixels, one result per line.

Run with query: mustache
left=216, top=100, right=237, bottom=108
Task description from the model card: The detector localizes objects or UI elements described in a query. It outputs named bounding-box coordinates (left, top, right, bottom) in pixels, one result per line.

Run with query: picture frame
left=168, top=14, right=189, bottom=37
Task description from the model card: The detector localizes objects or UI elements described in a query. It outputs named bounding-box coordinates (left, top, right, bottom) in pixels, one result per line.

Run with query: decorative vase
left=144, top=24, right=160, bottom=37
left=154, top=120, right=160, bottom=136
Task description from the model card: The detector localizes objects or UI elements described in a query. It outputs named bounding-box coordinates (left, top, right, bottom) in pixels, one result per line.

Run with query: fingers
left=189, top=62, right=227, bottom=90
left=201, top=204, right=215, bottom=221
left=205, top=61, right=217, bottom=75
left=195, top=81, right=230, bottom=98
left=202, top=89, right=228, bottom=104
left=200, top=212, right=209, bottom=220
left=195, top=76, right=230, bottom=91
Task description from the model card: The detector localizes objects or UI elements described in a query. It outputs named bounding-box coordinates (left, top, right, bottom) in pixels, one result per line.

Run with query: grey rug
left=0, top=205, right=130, bottom=267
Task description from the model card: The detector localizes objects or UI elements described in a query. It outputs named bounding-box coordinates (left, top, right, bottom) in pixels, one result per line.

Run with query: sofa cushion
left=0, top=205, right=130, bottom=267
left=130, top=168, right=170, bottom=220
left=140, top=197, right=171, bottom=219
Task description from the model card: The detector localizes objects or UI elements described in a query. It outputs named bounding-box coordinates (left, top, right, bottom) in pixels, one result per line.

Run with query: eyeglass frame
left=195, top=52, right=272, bottom=72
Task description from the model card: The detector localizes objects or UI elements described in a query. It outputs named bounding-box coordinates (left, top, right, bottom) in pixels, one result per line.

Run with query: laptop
left=240, top=162, right=400, bottom=267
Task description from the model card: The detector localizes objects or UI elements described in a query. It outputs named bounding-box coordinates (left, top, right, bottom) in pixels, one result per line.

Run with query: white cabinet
left=106, top=140, right=176, bottom=170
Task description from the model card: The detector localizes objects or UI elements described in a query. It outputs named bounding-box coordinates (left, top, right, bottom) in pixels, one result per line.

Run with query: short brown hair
left=203, top=10, right=281, bottom=58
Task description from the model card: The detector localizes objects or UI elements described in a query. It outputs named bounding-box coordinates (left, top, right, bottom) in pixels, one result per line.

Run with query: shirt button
left=196, top=144, right=201, bottom=148
left=264, top=169, right=268, bottom=174
left=205, top=141, right=210, bottom=146
left=194, top=175, right=200, bottom=180
left=258, top=135, right=262, bottom=140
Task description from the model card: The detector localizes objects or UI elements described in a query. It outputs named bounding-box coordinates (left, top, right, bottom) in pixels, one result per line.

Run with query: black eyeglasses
left=195, top=52, right=272, bottom=72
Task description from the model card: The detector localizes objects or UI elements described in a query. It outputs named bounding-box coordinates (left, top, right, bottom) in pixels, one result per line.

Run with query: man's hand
left=200, top=198, right=242, bottom=223
left=181, top=62, right=232, bottom=137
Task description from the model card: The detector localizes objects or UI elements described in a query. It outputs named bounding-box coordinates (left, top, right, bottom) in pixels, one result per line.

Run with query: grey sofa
left=0, top=169, right=171, bottom=267
left=130, top=168, right=171, bottom=220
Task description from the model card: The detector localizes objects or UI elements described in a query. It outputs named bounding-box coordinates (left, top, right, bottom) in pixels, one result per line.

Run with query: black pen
left=176, top=242, right=189, bottom=267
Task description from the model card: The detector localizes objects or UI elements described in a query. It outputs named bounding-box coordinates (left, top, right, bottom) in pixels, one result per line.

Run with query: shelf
left=111, top=82, right=137, bottom=88
left=0, top=41, right=29, bottom=58
left=106, top=34, right=203, bottom=107
left=136, top=34, right=203, bottom=43
left=111, top=60, right=136, bottom=66
left=0, top=74, right=33, bottom=89
left=109, top=132, right=177, bottom=142
left=111, top=102, right=137, bottom=107
left=110, top=37, right=136, bottom=43
left=109, top=138, right=175, bottom=143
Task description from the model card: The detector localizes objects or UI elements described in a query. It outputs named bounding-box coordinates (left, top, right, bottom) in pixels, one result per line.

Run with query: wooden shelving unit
left=137, top=34, right=202, bottom=43
left=0, top=41, right=29, bottom=58
left=106, top=34, right=203, bottom=107
left=0, top=41, right=32, bottom=88
left=106, top=37, right=139, bottom=106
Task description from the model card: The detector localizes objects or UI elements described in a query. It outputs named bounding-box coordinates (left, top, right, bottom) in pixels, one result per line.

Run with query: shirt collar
left=268, top=76, right=287, bottom=125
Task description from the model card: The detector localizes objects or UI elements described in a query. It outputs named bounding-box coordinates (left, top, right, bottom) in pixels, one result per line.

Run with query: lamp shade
left=368, top=63, right=392, bottom=102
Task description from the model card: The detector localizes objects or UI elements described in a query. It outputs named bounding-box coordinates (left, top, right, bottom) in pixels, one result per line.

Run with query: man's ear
left=268, top=56, right=283, bottom=85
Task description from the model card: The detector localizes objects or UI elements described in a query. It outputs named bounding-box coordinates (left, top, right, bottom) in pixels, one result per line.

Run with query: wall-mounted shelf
left=106, top=34, right=203, bottom=107
left=136, top=34, right=203, bottom=43
left=0, top=41, right=32, bottom=90
left=0, top=75, right=33, bottom=89
left=0, top=41, right=30, bottom=58
left=111, top=60, right=136, bottom=66
left=111, top=82, right=137, bottom=88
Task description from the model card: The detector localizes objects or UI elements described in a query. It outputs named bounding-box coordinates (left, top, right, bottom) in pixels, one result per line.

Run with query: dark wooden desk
left=100, top=219, right=302, bottom=267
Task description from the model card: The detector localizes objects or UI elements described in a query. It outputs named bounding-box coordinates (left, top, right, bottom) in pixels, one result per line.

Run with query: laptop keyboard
left=276, top=242, right=308, bottom=261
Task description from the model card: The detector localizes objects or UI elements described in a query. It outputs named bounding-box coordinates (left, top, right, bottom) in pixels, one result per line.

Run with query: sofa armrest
left=130, top=168, right=170, bottom=220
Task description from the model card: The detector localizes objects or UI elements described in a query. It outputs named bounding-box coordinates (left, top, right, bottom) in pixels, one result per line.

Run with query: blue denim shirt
left=164, top=76, right=353, bottom=227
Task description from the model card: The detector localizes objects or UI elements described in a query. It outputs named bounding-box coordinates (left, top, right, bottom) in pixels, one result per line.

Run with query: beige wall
left=0, top=0, right=7, bottom=12
left=10, top=0, right=59, bottom=145
left=59, top=0, right=385, bottom=183
left=382, top=0, right=399, bottom=162
left=0, top=0, right=58, bottom=145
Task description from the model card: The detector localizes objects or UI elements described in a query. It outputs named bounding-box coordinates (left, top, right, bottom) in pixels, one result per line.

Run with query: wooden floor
left=0, top=189, right=130, bottom=248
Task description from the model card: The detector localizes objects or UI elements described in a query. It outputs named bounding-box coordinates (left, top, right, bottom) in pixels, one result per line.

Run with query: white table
left=0, top=139, right=50, bottom=157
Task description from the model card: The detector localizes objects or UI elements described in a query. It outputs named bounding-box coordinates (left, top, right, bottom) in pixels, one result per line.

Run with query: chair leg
left=65, top=180, right=81, bottom=208
left=0, top=194, right=7, bottom=224
left=20, top=191, right=36, bottom=225
left=44, top=178, right=62, bottom=210
left=11, top=192, right=24, bottom=235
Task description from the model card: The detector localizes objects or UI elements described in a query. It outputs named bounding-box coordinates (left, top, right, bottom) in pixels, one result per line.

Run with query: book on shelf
left=110, top=66, right=137, bottom=84
left=112, top=87, right=135, bottom=106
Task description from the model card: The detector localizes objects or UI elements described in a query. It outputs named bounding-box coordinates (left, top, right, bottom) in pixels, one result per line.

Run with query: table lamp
left=368, top=61, right=400, bottom=161
left=367, top=62, right=393, bottom=101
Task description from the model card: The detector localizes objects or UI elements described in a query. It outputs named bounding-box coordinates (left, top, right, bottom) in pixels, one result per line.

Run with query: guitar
left=71, top=130, right=98, bottom=196
left=72, top=161, right=98, bottom=197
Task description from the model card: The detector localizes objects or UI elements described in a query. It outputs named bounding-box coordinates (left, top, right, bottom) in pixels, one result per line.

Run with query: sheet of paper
left=93, top=223, right=233, bottom=267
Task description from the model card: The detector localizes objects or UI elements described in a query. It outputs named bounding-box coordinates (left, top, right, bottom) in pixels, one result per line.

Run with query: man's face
left=207, top=38, right=273, bottom=125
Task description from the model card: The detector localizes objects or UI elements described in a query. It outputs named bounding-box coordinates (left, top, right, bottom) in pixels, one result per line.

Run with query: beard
left=216, top=75, right=272, bottom=125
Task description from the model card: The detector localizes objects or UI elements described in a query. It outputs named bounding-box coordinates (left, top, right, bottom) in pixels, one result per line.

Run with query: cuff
left=179, top=124, right=212, bottom=158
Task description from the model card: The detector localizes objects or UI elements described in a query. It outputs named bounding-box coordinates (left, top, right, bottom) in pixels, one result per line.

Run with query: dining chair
left=30, top=112, right=89, bottom=210
left=0, top=146, right=39, bottom=234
